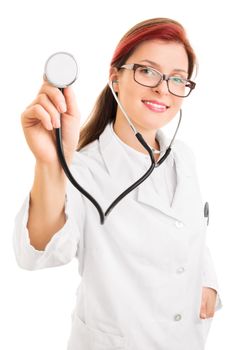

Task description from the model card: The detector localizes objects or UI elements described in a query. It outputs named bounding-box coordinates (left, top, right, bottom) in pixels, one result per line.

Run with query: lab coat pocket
left=67, top=313, right=127, bottom=350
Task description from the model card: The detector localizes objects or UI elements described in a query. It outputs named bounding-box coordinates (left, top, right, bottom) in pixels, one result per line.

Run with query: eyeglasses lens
left=134, top=66, right=191, bottom=97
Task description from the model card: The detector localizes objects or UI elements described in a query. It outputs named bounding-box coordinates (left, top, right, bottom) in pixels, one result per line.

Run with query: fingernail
left=201, top=313, right=207, bottom=318
left=59, top=102, right=67, bottom=113
left=46, top=121, right=53, bottom=130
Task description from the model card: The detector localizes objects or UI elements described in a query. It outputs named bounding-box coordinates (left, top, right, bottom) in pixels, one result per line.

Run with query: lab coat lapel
left=169, top=151, right=194, bottom=220
left=136, top=149, right=193, bottom=222
left=99, top=123, right=194, bottom=222
left=99, top=123, right=139, bottom=196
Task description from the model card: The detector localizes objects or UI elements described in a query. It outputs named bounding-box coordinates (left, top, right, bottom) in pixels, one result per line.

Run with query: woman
left=14, top=18, right=222, bottom=350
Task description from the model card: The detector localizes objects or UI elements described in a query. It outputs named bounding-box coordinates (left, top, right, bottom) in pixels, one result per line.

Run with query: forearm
left=27, top=161, right=67, bottom=251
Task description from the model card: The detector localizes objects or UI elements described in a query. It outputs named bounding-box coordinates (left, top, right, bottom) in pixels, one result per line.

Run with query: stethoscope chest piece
left=44, top=52, right=78, bottom=88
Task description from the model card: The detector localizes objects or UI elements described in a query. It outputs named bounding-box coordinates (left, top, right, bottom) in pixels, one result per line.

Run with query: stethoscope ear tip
left=108, top=80, right=115, bottom=90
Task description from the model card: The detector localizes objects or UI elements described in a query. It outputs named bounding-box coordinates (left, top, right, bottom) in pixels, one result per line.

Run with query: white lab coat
left=13, top=122, right=222, bottom=350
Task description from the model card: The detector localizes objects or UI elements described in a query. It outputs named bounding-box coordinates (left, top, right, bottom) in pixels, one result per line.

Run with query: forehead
left=128, top=39, right=189, bottom=72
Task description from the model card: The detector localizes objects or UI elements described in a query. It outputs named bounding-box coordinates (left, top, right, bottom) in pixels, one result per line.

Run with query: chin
left=137, top=116, right=169, bottom=131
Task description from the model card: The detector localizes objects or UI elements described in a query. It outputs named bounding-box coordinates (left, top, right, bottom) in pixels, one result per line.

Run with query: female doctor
left=14, top=18, right=222, bottom=350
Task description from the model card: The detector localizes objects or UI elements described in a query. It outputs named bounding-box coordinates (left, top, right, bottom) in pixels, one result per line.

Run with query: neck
left=113, top=114, right=160, bottom=156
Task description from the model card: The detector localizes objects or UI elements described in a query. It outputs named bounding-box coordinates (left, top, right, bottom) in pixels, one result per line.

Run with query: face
left=110, top=40, right=189, bottom=132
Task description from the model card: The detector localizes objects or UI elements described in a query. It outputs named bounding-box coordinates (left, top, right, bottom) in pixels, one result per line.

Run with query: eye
left=170, top=76, right=186, bottom=85
left=138, top=67, right=155, bottom=77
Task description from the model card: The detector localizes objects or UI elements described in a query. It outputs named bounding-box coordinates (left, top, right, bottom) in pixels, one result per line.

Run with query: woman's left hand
left=200, top=287, right=217, bottom=319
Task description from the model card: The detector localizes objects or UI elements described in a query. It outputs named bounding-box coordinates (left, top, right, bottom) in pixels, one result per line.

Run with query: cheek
left=172, top=96, right=183, bottom=110
left=118, top=86, right=141, bottom=109
left=119, top=81, right=144, bottom=102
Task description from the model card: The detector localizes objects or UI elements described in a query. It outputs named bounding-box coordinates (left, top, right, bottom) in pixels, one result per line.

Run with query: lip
left=142, top=99, right=169, bottom=112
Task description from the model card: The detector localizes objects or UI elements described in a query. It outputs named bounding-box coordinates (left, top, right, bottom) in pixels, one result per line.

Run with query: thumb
left=200, top=298, right=207, bottom=319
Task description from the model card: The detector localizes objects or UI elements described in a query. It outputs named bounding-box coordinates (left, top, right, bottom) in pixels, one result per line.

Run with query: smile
left=142, top=100, right=169, bottom=113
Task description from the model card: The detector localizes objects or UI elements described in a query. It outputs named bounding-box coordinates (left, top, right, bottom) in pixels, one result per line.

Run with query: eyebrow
left=139, top=59, right=188, bottom=74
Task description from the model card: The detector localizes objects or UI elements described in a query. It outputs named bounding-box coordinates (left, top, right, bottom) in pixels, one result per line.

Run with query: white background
left=0, top=0, right=231, bottom=349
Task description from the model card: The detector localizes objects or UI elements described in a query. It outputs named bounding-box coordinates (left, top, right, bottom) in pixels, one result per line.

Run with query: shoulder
left=173, top=139, right=195, bottom=159
left=71, top=123, right=113, bottom=168
left=80, top=139, right=99, bottom=155
left=172, top=138, right=197, bottom=171
left=157, top=128, right=196, bottom=167
left=72, top=139, right=100, bottom=164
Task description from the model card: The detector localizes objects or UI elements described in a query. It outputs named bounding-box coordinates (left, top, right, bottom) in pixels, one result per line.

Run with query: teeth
left=144, top=101, right=166, bottom=109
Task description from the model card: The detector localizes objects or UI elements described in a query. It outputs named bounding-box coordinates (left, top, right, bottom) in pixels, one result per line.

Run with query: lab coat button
left=174, top=314, right=182, bottom=321
left=176, top=266, right=185, bottom=274
left=175, top=220, right=184, bottom=228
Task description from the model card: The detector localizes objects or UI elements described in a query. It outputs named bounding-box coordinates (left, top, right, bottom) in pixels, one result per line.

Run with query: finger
left=206, top=295, right=216, bottom=318
left=62, top=86, right=78, bottom=116
left=36, top=93, right=61, bottom=128
left=22, top=104, right=53, bottom=131
left=39, top=82, right=67, bottom=114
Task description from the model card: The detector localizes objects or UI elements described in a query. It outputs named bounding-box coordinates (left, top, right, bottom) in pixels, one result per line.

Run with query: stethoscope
left=44, top=52, right=182, bottom=225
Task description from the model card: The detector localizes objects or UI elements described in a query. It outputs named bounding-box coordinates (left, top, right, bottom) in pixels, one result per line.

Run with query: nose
left=152, top=79, right=169, bottom=95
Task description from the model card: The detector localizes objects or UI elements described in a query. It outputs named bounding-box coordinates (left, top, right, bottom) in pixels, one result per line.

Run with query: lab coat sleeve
left=202, top=245, right=223, bottom=311
left=13, top=179, right=85, bottom=271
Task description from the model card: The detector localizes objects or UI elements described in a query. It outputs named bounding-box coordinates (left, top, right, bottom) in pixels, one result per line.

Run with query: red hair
left=111, top=18, right=196, bottom=78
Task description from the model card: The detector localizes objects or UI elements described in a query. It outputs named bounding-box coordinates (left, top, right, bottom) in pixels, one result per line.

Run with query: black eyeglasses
left=120, top=63, right=196, bottom=98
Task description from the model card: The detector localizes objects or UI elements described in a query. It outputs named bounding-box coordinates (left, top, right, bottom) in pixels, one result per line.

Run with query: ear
left=109, top=67, right=119, bottom=92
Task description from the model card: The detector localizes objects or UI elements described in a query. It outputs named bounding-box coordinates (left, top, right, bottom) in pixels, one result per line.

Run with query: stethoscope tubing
left=55, top=87, right=181, bottom=224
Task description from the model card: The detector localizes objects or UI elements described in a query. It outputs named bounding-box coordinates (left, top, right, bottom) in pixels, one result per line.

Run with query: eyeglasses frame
left=120, top=63, right=196, bottom=97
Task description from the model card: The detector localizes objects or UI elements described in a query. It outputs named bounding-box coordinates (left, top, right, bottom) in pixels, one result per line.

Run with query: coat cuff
left=13, top=193, right=81, bottom=270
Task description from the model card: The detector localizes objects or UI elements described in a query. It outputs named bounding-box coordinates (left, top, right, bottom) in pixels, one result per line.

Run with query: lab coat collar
left=99, top=122, right=193, bottom=222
